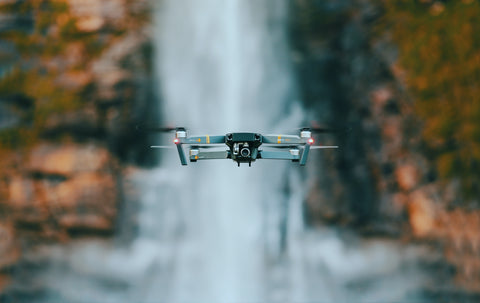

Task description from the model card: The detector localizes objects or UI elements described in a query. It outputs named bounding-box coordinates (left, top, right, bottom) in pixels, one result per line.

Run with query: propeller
left=150, top=145, right=175, bottom=149
left=190, top=145, right=225, bottom=149
left=301, top=125, right=352, bottom=134
left=136, top=124, right=186, bottom=132
left=268, top=145, right=338, bottom=149
left=310, top=146, right=339, bottom=149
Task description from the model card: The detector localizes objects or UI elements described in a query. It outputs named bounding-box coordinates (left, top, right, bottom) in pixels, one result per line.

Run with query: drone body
left=150, top=127, right=338, bottom=167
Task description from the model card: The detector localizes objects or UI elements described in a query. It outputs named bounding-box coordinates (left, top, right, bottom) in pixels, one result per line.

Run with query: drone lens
left=240, top=148, right=250, bottom=157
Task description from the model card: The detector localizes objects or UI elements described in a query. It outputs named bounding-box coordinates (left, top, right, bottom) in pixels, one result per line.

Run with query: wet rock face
left=28, top=144, right=111, bottom=176
left=68, top=0, right=127, bottom=32
left=7, top=144, right=119, bottom=238
left=291, top=0, right=410, bottom=231
left=435, top=209, right=480, bottom=291
left=395, top=164, right=419, bottom=192
left=407, top=187, right=436, bottom=238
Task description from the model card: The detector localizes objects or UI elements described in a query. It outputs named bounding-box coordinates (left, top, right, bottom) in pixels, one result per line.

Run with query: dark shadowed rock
left=41, top=108, right=101, bottom=139
left=0, top=103, right=20, bottom=129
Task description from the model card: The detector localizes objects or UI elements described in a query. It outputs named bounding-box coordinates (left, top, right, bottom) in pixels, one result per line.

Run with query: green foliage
left=381, top=1, right=480, bottom=197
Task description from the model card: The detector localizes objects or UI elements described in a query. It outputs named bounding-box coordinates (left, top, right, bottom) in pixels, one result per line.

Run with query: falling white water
left=11, top=1, right=433, bottom=302
left=149, top=0, right=302, bottom=301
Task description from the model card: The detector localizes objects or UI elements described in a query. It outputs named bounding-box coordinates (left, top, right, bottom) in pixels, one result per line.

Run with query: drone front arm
left=181, top=135, right=225, bottom=145
left=262, top=135, right=305, bottom=145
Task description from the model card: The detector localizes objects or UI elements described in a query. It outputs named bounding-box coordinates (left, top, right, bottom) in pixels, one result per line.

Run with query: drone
left=143, top=127, right=338, bottom=167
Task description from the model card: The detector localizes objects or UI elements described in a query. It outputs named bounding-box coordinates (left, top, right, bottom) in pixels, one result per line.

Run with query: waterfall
left=130, top=1, right=430, bottom=302
left=148, top=0, right=302, bottom=301
left=7, top=1, right=433, bottom=302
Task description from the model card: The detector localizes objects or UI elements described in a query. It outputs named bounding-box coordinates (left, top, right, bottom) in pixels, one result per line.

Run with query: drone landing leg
left=299, top=144, right=311, bottom=166
left=176, top=144, right=188, bottom=166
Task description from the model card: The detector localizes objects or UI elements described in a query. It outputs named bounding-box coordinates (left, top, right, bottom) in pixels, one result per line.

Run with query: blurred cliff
left=0, top=0, right=480, bottom=299
left=0, top=0, right=155, bottom=290
left=290, top=0, right=480, bottom=297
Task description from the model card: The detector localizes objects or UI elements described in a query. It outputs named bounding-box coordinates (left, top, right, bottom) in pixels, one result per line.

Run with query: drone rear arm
left=259, top=145, right=313, bottom=166
left=258, top=149, right=301, bottom=162
left=189, top=150, right=230, bottom=161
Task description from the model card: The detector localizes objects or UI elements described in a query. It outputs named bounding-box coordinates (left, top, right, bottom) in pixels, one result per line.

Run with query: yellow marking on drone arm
left=277, top=135, right=282, bottom=144
left=206, top=135, right=210, bottom=144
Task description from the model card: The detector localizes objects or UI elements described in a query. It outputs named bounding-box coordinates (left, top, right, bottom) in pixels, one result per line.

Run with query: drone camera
left=240, top=146, right=251, bottom=157
left=233, top=142, right=251, bottom=157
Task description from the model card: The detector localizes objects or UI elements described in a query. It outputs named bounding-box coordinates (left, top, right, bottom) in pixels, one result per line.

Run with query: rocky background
left=0, top=0, right=155, bottom=291
left=1, top=0, right=480, bottom=300
left=290, top=0, right=480, bottom=298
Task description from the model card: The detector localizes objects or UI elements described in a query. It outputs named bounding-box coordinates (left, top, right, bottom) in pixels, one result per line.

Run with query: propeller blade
left=266, top=145, right=300, bottom=149
left=150, top=145, right=175, bottom=149
left=301, top=126, right=352, bottom=134
left=136, top=125, right=186, bottom=133
left=310, top=127, right=338, bottom=133
left=310, top=146, right=339, bottom=149
left=191, top=145, right=225, bottom=149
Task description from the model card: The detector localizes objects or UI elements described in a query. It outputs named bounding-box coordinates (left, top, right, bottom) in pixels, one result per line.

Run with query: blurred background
left=1, top=0, right=480, bottom=302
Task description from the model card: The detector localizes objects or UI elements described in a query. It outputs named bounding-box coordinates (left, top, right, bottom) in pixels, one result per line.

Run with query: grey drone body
left=151, top=128, right=338, bottom=167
